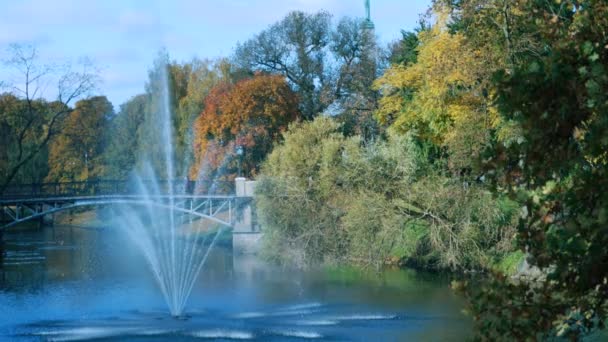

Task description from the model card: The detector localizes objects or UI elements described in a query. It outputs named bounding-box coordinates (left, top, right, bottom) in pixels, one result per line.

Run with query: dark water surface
left=0, top=224, right=471, bottom=341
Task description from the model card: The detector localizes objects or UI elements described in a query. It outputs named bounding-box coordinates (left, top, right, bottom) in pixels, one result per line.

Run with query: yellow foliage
left=374, top=12, right=500, bottom=158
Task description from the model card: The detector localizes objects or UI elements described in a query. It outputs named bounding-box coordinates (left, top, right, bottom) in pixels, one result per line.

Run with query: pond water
left=0, top=223, right=471, bottom=341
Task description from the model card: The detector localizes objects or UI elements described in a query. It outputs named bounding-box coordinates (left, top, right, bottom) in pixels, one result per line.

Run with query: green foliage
left=234, top=11, right=332, bottom=120
left=388, top=20, right=429, bottom=66
left=0, top=94, right=52, bottom=184
left=103, top=94, right=146, bottom=179
left=234, top=12, right=385, bottom=138
left=0, top=44, right=97, bottom=192
left=455, top=274, right=567, bottom=341
left=255, top=117, right=349, bottom=266
left=493, top=250, right=524, bottom=276
left=446, top=0, right=608, bottom=339
left=256, top=117, right=517, bottom=270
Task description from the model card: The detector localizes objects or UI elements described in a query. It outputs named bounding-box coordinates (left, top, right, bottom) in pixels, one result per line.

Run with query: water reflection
left=0, top=224, right=471, bottom=341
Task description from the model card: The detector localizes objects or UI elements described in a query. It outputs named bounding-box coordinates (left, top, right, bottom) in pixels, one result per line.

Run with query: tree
left=135, top=50, right=180, bottom=179
left=388, top=20, right=429, bottom=66
left=102, top=95, right=146, bottom=179
left=234, top=11, right=332, bottom=119
left=0, top=94, right=50, bottom=184
left=134, top=52, right=237, bottom=179
left=441, top=0, right=541, bottom=68
left=374, top=10, right=499, bottom=173
left=174, top=58, right=239, bottom=172
left=190, top=73, right=300, bottom=180
left=235, top=12, right=387, bottom=138
left=330, top=17, right=383, bottom=139
left=0, top=44, right=97, bottom=192
left=256, top=116, right=517, bottom=269
left=46, top=96, right=113, bottom=182
left=448, top=0, right=608, bottom=339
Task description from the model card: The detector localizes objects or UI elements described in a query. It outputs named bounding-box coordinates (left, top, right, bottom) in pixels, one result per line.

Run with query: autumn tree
left=174, top=58, right=239, bottom=171
left=134, top=51, right=237, bottom=179
left=46, top=96, right=113, bottom=182
left=374, top=9, right=501, bottom=173
left=234, top=11, right=385, bottom=135
left=0, top=44, right=98, bottom=192
left=191, top=74, right=299, bottom=181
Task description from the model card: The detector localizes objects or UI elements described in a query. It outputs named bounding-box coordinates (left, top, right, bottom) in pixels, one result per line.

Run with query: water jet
left=115, top=63, right=226, bottom=317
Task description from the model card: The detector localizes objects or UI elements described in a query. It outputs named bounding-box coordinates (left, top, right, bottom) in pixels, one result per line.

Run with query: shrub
left=256, top=116, right=517, bottom=270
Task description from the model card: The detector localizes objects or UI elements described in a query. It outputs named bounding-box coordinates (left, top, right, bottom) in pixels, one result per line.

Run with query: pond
left=0, top=223, right=471, bottom=341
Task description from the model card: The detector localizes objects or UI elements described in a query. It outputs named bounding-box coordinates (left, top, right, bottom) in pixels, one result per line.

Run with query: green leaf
left=589, top=53, right=599, bottom=62
left=582, top=41, right=594, bottom=56
left=578, top=66, right=588, bottom=76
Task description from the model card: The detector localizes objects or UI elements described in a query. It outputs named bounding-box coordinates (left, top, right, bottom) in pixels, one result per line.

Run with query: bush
left=256, top=116, right=517, bottom=271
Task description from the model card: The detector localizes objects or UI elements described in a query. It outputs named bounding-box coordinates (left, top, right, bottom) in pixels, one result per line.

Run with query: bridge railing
left=0, top=179, right=235, bottom=199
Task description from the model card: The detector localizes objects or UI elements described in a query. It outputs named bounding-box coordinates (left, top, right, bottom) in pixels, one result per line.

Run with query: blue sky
left=0, top=0, right=431, bottom=108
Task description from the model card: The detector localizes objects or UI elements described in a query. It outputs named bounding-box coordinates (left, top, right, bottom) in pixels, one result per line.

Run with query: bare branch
left=0, top=44, right=99, bottom=193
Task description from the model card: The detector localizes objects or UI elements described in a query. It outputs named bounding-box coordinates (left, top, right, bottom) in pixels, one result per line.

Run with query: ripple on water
left=271, top=329, right=323, bottom=339
left=292, top=319, right=339, bottom=326
left=281, top=302, right=324, bottom=311
left=135, top=328, right=174, bottom=336
left=329, top=314, right=397, bottom=321
left=189, top=329, right=254, bottom=339
left=232, top=311, right=267, bottom=319
left=272, top=308, right=322, bottom=317
left=34, top=326, right=139, bottom=341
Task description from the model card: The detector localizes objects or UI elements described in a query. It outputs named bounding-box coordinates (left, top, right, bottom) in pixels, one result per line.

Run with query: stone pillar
left=233, top=205, right=252, bottom=233
left=244, top=180, right=256, bottom=197
left=233, top=177, right=261, bottom=254
left=235, top=177, right=246, bottom=197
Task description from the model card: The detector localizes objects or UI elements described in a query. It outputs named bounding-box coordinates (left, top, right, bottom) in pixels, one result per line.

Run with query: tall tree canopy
left=191, top=73, right=300, bottom=180
left=46, top=96, right=113, bottom=182
left=134, top=52, right=236, bottom=179
left=234, top=11, right=384, bottom=137
left=234, top=11, right=331, bottom=120
left=374, top=11, right=498, bottom=172
left=330, top=17, right=383, bottom=139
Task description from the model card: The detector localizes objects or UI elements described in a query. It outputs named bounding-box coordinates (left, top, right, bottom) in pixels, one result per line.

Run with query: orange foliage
left=190, top=74, right=299, bottom=179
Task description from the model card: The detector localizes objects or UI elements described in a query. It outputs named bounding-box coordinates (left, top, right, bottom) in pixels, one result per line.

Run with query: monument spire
left=363, top=0, right=375, bottom=30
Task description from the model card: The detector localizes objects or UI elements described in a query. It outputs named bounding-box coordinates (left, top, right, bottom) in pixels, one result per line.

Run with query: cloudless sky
left=0, top=0, right=431, bottom=109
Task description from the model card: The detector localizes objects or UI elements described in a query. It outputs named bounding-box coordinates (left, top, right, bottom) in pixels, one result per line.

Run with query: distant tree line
left=1, top=12, right=387, bottom=191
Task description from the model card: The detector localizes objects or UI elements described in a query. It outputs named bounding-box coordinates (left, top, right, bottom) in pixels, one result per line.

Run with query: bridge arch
left=0, top=197, right=240, bottom=230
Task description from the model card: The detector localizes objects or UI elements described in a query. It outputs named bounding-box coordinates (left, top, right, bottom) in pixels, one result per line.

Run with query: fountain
left=114, top=63, right=224, bottom=317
